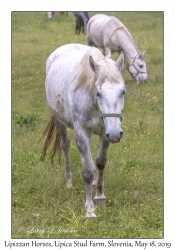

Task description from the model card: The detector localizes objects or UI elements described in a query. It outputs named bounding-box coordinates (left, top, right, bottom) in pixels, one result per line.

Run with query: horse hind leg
left=75, top=19, right=78, bottom=34
left=54, top=118, right=72, bottom=188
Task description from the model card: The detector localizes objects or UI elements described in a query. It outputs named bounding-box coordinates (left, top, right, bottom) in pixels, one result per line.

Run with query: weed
left=13, top=112, right=40, bottom=128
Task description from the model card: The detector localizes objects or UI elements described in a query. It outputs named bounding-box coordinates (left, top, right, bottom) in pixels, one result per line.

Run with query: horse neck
left=114, top=28, right=139, bottom=64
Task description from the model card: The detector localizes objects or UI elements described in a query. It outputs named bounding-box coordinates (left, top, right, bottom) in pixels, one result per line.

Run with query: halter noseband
left=101, top=112, right=123, bottom=121
left=129, top=54, right=147, bottom=79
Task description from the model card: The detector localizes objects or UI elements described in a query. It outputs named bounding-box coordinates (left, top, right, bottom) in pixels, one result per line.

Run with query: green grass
left=12, top=11, right=163, bottom=238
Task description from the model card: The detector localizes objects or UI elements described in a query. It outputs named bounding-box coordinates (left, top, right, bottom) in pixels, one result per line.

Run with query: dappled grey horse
left=86, top=14, right=148, bottom=83
left=40, top=44, right=126, bottom=218
left=73, top=12, right=89, bottom=34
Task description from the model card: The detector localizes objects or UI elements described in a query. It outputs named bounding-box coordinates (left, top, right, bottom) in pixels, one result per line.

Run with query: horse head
left=89, top=51, right=126, bottom=143
left=129, top=52, right=148, bottom=83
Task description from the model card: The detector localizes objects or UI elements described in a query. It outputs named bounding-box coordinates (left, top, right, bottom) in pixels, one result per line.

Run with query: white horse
left=47, top=12, right=68, bottom=20
left=40, top=44, right=126, bottom=218
left=47, top=12, right=54, bottom=20
left=86, top=14, right=148, bottom=84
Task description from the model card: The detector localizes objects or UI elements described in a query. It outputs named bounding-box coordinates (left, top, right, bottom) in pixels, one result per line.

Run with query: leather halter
left=129, top=54, right=147, bottom=79
left=101, top=112, right=123, bottom=122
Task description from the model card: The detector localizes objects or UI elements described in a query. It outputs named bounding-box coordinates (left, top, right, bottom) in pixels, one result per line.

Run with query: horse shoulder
left=69, top=85, right=98, bottom=124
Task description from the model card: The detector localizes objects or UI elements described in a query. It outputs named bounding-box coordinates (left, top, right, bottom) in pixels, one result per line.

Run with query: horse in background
left=47, top=12, right=68, bottom=20
left=86, top=14, right=148, bottom=83
left=73, top=12, right=89, bottom=34
left=47, top=12, right=54, bottom=20
left=60, top=12, right=68, bottom=16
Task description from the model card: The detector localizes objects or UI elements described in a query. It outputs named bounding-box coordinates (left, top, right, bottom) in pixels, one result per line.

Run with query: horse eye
left=139, top=64, right=143, bottom=68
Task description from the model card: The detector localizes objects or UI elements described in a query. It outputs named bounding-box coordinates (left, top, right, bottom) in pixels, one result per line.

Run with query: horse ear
left=115, top=51, right=124, bottom=72
left=138, top=51, right=145, bottom=60
left=89, top=56, right=99, bottom=74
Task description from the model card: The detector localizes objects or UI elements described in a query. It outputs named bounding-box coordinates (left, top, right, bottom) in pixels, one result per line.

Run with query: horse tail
left=39, top=115, right=61, bottom=164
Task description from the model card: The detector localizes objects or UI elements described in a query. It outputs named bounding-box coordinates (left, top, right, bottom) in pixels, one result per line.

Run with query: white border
left=1, top=1, right=174, bottom=249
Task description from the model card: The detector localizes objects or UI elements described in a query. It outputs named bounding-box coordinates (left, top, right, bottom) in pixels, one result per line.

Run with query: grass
left=12, top=11, right=163, bottom=238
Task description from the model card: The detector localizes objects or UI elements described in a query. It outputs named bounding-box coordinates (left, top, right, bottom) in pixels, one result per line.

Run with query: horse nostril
left=120, top=131, right=123, bottom=138
left=106, top=133, right=110, bottom=140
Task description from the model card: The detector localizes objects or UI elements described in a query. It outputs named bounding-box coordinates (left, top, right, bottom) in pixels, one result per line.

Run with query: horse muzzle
left=101, top=112, right=124, bottom=143
left=106, top=130, right=123, bottom=143
left=136, top=73, right=148, bottom=84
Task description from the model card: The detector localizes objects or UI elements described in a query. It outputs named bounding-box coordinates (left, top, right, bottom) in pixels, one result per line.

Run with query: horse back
left=87, top=14, right=124, bottom=50
left=45, top=45, right=90, bottom=124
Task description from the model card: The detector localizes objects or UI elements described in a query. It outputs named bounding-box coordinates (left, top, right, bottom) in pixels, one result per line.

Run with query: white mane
left=73, top=47, right=123, bottom=92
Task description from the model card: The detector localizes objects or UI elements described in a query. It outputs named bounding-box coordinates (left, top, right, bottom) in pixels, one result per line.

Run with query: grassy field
left=12, top=11, right=163, bottom=238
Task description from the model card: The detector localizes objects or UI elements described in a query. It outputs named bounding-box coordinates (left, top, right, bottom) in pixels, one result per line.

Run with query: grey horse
left=73, top=12, right=89, bottom=34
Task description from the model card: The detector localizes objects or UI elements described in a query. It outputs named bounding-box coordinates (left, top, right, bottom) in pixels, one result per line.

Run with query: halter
left=101, top=112, right=123, bottom=121
left=128, top=54, right=147, bottom=79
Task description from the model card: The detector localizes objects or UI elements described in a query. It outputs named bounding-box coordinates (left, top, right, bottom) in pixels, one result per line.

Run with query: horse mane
left=73, top=47, right=123, bottom=93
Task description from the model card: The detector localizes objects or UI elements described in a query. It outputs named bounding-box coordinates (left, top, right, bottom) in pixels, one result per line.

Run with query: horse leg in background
left=86, top=32, right=97, bottom=47
left=80, top=19, right=84, bottom=33
left=74, top=126, right=96, bottom=218
left=77, top=18, right=82, bottom=34
left=93, top=137, right=110, bottom=205
left=75, top=19, right=78, bottom=34
left=54, top=118, right=72, bottom=188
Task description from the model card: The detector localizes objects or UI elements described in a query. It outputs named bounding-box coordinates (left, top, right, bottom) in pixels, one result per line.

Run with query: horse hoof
left=93, top=198, right=107, bottom=205
left=66, top=179, right=73, bottom=188
left=83, top=213, right=97, bottom=222
left=67, top=183, right=73, bottom=188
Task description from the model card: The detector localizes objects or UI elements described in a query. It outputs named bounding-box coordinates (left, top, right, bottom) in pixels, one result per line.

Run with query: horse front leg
left=93, top=137, right=110, bottom=205
left=74, top=128, right=96, bottom=218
